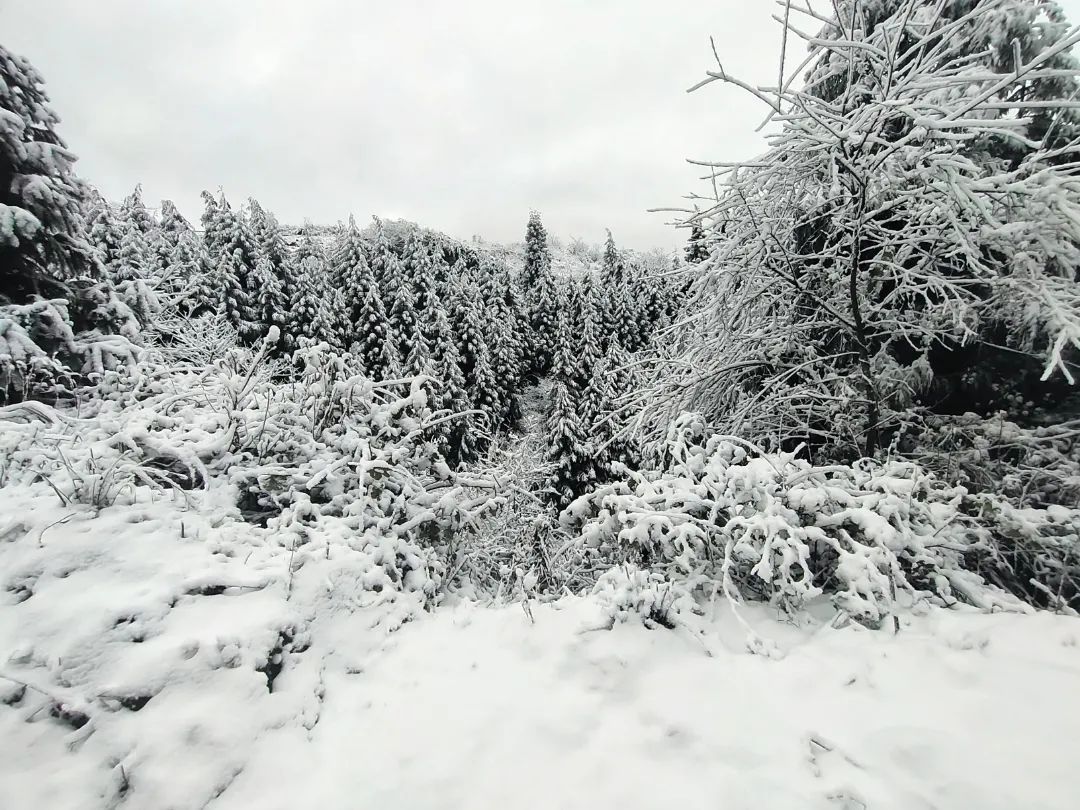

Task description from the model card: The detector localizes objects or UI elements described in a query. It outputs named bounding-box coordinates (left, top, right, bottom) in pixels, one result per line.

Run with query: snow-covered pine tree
left=338, top=240, right=378, bottom=337
left=600, top=229, right=625, bottom=288
left=208, top=195, right=262, bottom=341
left=683, top=221, right=708, bottom=265
left=295, top=225, right=324, bottom=265
left=1, top=44, right=144, bottom=401
left=551, top=289, right=579, bottom=391
left=158, top=199, right=191, bottom=246
left=200, top=190, right=224, bottom=259
left=487, top=290, right=524, bottom=429
left=351, top=278, right=398, bottom=380
left=579, top=352, right=615, bottom=477
left=246, top=198, right=292, bottom=331
left=402, top=229, right=438, bottom=310
left=544, top=382, right=595, bottom=509
left=0, top=43, right=94, bottom=303
left=113, top=219, right=152, bottom=283
left=470, top=337, right=500, bottom=443
left=154, top=199, right=192, bottom=290
left=427, top=302, right=471, bottom=461
left=612, top=261, right=643, bottom=352
left=173, top=230, right=217, bottom=316
left=288, top=253, right=339, bottom=348
left=84, top=194, right=123, bottom=277
left=330, top=215, right=367, bottom=294
left=521, top=210, right=550, bottom=291
left=449, top=273, right=485, bottom=383
left=385, top=252, right=420, bottom=361
left=599, top=340, right=639, bottom=470
left=218, top=248, right=256, bottom=339
left=119, top=184, right=156, bottom=238
left=520, top=211, right=559, bottom=375
left=367, top=216, right=399, bottom=290
left=574, top=275, right=604, bottom=389
left=250, top=256, right=286, bottom=334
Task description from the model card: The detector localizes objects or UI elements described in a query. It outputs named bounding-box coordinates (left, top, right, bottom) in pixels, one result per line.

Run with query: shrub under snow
left=562, top=414, right=1080, bottom=625
left=0, top=335, right=504, bottom=610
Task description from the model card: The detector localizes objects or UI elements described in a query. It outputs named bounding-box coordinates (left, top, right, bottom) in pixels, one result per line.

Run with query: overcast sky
left=7, top=1, right=1080, bottom=250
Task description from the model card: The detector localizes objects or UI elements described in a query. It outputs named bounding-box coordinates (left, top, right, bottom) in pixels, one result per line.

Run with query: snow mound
left=2, top=487, right=1079, bottom=810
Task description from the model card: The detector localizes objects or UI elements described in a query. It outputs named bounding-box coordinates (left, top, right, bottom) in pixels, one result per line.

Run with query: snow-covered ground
left=2, top=483, right=1079, bottom=810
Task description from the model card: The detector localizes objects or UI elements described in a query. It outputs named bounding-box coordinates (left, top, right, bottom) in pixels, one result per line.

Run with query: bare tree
left=645, top=0, right=1080, bottom=461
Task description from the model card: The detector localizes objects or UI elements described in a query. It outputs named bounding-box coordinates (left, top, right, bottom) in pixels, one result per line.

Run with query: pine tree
left=579, top=353, right=615, bottom=478
left=174, top=231, right=217, bottom=316
left=684, top=221, right=708, bottom=265
left=119, top=184, right=156, bottom=238
left=248, top=198, right=288, bottom=268
left=155, top=199, right=192, bottom=288
left=219, top=248, right=255, bottom=338
left=367, top=216, right=398, bottom=290
left=385, top=253, right=419, bottom=361
left=528, top=274, right=559, bottom=376
left=250, top=256, right=286, bottom=333
left=289, top=254, right=337, bottom=347
left=427, top=303, right=470, bottom=461
left=84, top=195, right=123, bottom=277
left=330, top=215, right=367, bottom=295
left=520, top=211, right=559, bottom=375
left=551, top=292, right=578, bottom=391
left=0, top=43, right=93, bottom=303
left=601, top=229, right=624, bottom=288
left=207, top=196, right=261, bottom=341
left=351, top=280, right=398, bottom=380
left=487, top=290, right=524, bottom=428
left=113, top=221, right=152, bottom=283
left=601, top=341, right=639, bottom=469
left=544, top=382, right=595, bottom=509
left=449, top=274, right=485, bottom=383
left=200, top=191, right=224, bottom=259
left=470, top=338, right=500, bottom=443
left=574, top=277, right=605, bottom=389
left=521, top=210, right=550, bottom=291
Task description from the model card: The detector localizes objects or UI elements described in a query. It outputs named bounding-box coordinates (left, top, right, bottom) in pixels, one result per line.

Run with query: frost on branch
left=649, top=0, right=1080, bottom=462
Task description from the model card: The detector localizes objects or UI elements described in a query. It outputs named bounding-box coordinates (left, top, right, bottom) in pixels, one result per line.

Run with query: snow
left=2, top=482, right=1078, bottom=810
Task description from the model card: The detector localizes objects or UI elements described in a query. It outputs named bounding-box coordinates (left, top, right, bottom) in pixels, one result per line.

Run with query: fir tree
left=155, top=199, right=192, bottom=286
left=200, top=191, right=224, bottom=259
left=684, top=221, right=708, bottom=265
left=385, top=253, right=419, bottom=361
left=351, top=280, right=398, bottom=379
left=574, top=277, right=605, bottom=389
left=470, top=338, right=500, bottom=443
left=544, top=382, right=595, bottom=509
left=289, top=254, right=337, bottom=347
left=250, top=256, right=286, bottom=332
left=449, top=274, right=486, bottom=383
left=427, top=303, right=470, bottom=461
left=113, top=221, right=152, bottom=283
left=248, top=198, right=288, bottom=268
left=551, top=293, right=578, bottom=391
left=218, top=248, right=255, bottom=338
left=521, top=210, right=551, bottom=291
left=330, top=215, right=367, bottom=295
left=601, top=229, right=624, bottom=288
left=85, top=195, right=123, bottom=277
left=119, top=184, right=156, bottom=237
left=174, top=231, right=216, bottom=315
left=0, top=43, right=94, bottom=303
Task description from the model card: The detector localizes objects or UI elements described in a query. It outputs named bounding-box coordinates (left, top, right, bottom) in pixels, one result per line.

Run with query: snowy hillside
left=3, top=483, right=1079, bottom=810
left=5, top=2, right=1080, bottom=809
